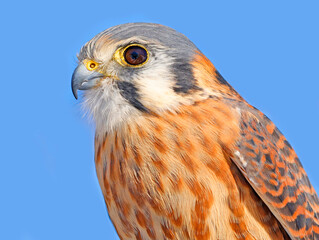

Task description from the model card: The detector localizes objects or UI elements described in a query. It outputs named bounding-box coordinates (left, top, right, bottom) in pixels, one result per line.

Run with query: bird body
left=94, top=98, right=289, bottom=240
left=72, top=23, right=319, bottom=239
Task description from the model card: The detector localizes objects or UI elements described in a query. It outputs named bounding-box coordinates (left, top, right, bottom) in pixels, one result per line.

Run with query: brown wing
left=232, top=103, right=319, bottom=240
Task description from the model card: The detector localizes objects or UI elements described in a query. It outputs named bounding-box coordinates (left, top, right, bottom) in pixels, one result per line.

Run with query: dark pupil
left=124, top=46, right=147, bottom=65
left=131, top=52, right=139, bottom=60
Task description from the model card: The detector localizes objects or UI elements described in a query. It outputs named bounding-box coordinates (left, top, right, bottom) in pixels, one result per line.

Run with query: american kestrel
left=71, top=23, right=319, bottom=240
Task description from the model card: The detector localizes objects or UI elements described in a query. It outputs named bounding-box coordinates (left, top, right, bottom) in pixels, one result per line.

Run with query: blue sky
left=1, top=1, right=318, bottom=239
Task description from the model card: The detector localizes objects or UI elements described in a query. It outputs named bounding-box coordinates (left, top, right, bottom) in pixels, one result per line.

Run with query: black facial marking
left=172, top=61, right=201, bottom=93
left=116, top=81, right=149, bottom=112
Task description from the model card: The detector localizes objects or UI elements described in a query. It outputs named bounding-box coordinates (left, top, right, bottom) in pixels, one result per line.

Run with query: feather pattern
left=95, top=98, right=290, bottom=240
left=232, top=102, right=319, bottom=240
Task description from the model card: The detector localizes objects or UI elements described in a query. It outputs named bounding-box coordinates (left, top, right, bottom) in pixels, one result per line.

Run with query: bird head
left=72, top=23, right=239, bottom=133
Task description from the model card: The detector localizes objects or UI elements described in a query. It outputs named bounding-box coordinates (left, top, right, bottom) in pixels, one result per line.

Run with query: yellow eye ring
left=114, top=44, right=149, bottom=67
left=84, top=60, right=99, bottom=71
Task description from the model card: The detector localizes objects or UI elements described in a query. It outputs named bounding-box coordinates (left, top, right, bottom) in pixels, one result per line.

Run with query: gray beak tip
left=72, top=85, right=79, bottom=100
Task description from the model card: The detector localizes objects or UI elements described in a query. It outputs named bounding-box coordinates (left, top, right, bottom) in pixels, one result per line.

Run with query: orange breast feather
left=94, top=98, right=289, bottom=240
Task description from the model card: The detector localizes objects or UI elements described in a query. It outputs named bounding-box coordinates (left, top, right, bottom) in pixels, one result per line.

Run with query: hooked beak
left=71, top=64, right=105, bottom=99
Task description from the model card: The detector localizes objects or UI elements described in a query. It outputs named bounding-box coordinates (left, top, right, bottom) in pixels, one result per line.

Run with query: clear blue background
left=1, top=1, right=318, bottom=239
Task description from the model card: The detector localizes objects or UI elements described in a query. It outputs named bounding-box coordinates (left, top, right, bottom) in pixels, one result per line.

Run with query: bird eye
left=84, top=60, right=99, bottom=71
left=123, top=45, right=148, bottom=66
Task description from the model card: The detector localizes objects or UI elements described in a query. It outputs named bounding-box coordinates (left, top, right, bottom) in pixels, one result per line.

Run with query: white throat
left=82, top=81, right=140, bottom=136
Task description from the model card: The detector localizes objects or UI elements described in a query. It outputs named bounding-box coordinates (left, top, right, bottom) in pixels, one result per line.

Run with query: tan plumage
left=72, top=23, right=319, bottom=239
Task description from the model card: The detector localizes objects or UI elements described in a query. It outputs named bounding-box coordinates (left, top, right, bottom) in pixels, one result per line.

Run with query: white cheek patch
left=134, top=54, right=190, bottom=113
left=137, top=69, right=178, bottom=109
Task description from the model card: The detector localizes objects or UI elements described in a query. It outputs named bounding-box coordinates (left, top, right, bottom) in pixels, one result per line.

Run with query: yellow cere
left=84, top=59, right=99, bottom=71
